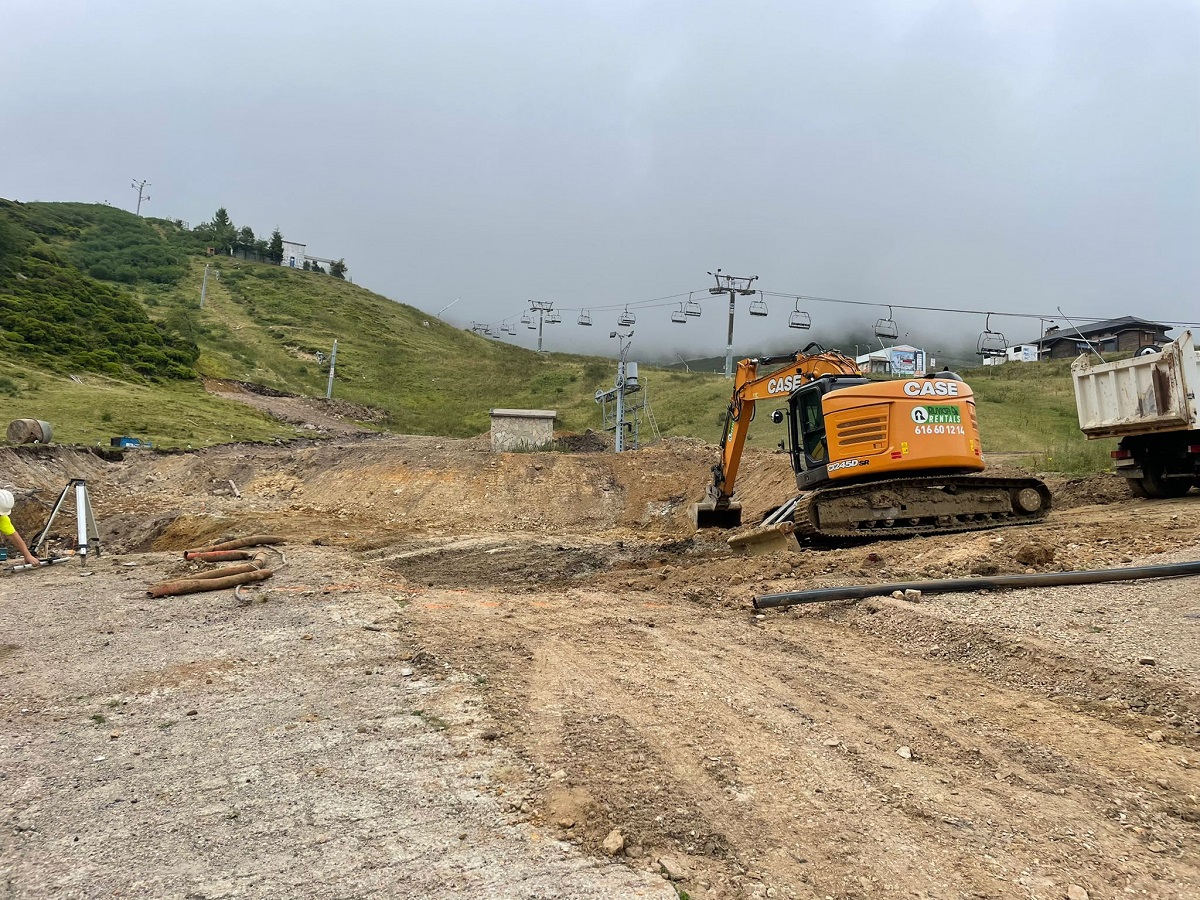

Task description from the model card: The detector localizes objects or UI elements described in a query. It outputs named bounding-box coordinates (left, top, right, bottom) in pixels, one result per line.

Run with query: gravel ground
left=924, top=543, right=1200, bottom=680
left=0, top=548, right=674, bottom=900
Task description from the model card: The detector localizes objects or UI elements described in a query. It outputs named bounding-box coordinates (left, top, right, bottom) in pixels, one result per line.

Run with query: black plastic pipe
left=753, top=560, right=1200, bottom=610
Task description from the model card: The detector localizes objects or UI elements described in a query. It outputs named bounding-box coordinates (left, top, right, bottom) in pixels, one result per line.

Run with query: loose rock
left=897, top=746, right=913, bottom=760
left=1067, top=885, right=1090, bottom=900
left=602, top=829, right=625, bottom=856
left=658, top=855, right=690, bottom=882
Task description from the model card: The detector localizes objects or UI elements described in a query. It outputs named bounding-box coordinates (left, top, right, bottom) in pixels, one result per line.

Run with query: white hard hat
left=0, top=489, right=12, bottom=515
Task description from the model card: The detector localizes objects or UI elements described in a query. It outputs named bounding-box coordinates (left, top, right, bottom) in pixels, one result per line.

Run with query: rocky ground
left=1, top=425, right=1199, bottom=899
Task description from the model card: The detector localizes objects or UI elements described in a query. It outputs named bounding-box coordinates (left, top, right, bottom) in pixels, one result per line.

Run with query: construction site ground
left=2, top=427, right=1200, bottom=899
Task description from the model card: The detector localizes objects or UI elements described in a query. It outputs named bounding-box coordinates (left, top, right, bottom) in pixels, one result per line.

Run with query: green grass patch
left=0, top=358, right=297, bottom=448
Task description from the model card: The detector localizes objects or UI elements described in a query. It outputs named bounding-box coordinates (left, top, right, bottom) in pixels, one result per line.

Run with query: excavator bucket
left=690, top=500, right=743, bottom=529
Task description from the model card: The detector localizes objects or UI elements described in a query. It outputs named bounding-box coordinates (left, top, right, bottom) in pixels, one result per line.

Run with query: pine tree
left=329, top=259, right=347, bottom=279
left=268, top=228, right=284, bottom=264
left=210, top=208, right=237, bottom=255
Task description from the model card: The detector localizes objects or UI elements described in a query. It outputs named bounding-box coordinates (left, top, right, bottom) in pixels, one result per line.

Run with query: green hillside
left=0, top=198, right=1110, bottom=472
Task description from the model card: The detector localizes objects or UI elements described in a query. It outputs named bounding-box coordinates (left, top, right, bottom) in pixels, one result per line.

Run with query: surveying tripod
left=29, top=478, right=101, bottom=566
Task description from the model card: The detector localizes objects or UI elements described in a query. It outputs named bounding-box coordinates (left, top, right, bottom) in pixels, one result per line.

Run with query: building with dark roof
left=1034, top=316, right=1172, bottom=359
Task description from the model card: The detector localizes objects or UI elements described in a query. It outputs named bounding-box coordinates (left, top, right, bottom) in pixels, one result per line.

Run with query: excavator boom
left=690, top=343, right=861, bottom=528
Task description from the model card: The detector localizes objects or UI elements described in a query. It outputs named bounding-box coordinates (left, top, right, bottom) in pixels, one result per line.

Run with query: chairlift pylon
left=683, top=292, right=702, bottom=317
left=748, top=292, right=768, bottom=317
left=671, top=303, right=687, bottom=324
left=874, top=306, right=899, bottom=341
left=788, top=297, right=811, bottom=330
left=977, top=313, right=1008, bottom=357
left=617, top=306, right=636, bottom=327
left=577, top=309, right=592, bottom=326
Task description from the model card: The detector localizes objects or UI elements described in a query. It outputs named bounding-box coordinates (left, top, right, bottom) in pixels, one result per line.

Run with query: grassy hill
left=0, top=198, right=1111, bottom=472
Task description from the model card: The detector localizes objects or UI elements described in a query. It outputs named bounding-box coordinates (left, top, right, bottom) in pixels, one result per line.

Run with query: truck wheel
left=1126, top=478, right=1149, bottom=498
left=1140, top=462, right=1191, bottom=498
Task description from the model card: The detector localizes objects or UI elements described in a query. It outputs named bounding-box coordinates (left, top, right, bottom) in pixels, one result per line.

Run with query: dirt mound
left=555, top=429, right=612, bottom=452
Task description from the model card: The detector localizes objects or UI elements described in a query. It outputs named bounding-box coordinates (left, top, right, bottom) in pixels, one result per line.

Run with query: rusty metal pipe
left=148, top=569, right=273, bottom=599
left=182, top=535, right=285, bottom=557
left=753, top=560, right=1200, bottom=610
left=186, top=563, right=262, bottom=580
left=183, top=549, right=254, bottom=562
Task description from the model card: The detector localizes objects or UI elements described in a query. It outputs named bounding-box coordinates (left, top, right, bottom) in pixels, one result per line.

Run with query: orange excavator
left=691, top=343, right=1051, bottom=543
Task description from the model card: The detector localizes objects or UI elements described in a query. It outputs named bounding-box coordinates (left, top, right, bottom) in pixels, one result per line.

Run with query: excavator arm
left=692, top=343, right=861, bottom=528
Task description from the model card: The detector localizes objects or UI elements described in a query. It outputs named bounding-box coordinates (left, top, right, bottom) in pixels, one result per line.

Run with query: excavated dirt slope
left=2, top=433, right=1200, bottom=899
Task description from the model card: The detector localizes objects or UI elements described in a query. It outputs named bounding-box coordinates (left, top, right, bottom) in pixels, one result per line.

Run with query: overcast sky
left=3, top=0, right=1198, bottom=360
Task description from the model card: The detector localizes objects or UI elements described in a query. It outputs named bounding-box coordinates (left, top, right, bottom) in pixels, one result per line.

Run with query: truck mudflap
left=792, top=474, right=1052, bottom=540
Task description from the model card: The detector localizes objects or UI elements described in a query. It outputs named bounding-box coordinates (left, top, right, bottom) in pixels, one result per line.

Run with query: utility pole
left=325, top=340, right=338, bottom=399
left=131, top=179, right=151, bottom=216
left=708, top=269, right=759, bottom=377
left=529, top=300, right=555, bottom=352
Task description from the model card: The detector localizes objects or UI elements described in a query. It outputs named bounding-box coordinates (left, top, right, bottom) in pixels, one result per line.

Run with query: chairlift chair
left=683, top=292, right=702, bottom=317
left=546, top=309, right=561, bottom=324
left=748, top=293, right=768, bottom=317
left=874, top=306, right=899, bottom=341
left=577, top=310, right=592, bottom=326
left=976, top=314, right=1007, bottom=357
left=671, top=303, right=687, bottom=324
left=519, top=313, right=532, bottom=327
left=617, top=306, right=636, bottom=327
left=788, top=298, right=811, bottom=330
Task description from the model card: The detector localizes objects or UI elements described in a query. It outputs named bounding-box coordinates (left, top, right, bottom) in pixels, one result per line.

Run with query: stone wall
left=489, top=409, right=556, bottom=451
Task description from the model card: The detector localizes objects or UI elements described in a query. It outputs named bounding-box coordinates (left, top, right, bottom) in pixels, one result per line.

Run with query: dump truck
left=691, top=343, right=1051, bottom=545
left=1072, top=329, right=1200, bottom=498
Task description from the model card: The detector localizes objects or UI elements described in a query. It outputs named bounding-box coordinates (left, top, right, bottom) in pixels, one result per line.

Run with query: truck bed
left=1072, top=330, right=1199, bottom=438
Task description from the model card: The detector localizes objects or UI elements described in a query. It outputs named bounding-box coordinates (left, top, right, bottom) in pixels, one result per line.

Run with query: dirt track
left=2, top=432, right=1200, bottom=899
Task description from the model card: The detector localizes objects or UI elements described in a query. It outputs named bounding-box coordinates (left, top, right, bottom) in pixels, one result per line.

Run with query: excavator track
left=790, top=474, right=1051, bottom=541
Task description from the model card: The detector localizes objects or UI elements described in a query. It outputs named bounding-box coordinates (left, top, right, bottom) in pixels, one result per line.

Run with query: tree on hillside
left=268, top=228, right=284, bottom=264
left=209, top=207, right=237, bottom=255
left=329, top=258, right=347, bottom=279
left=236, top=226, right=255, bottom=256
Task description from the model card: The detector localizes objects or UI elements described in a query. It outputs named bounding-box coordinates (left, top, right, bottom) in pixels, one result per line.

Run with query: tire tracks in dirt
left=402, top=582, right=1200, bottom=898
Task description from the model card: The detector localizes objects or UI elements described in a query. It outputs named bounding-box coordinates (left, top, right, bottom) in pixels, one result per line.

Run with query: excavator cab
left=783, top=376, right=871, bottom=489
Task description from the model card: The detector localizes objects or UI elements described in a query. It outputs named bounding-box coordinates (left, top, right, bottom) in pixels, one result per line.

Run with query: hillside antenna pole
left=325, top=339, right=338, bottom=399
left=708, top=269, right=759, bottom=377
left=200, top=263, right=210, bottom=308
left=131, top=178, right=151, bottom=216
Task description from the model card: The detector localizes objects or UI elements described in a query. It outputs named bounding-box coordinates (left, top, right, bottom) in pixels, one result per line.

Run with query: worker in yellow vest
left=0, top=489, right=40, bottom=566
